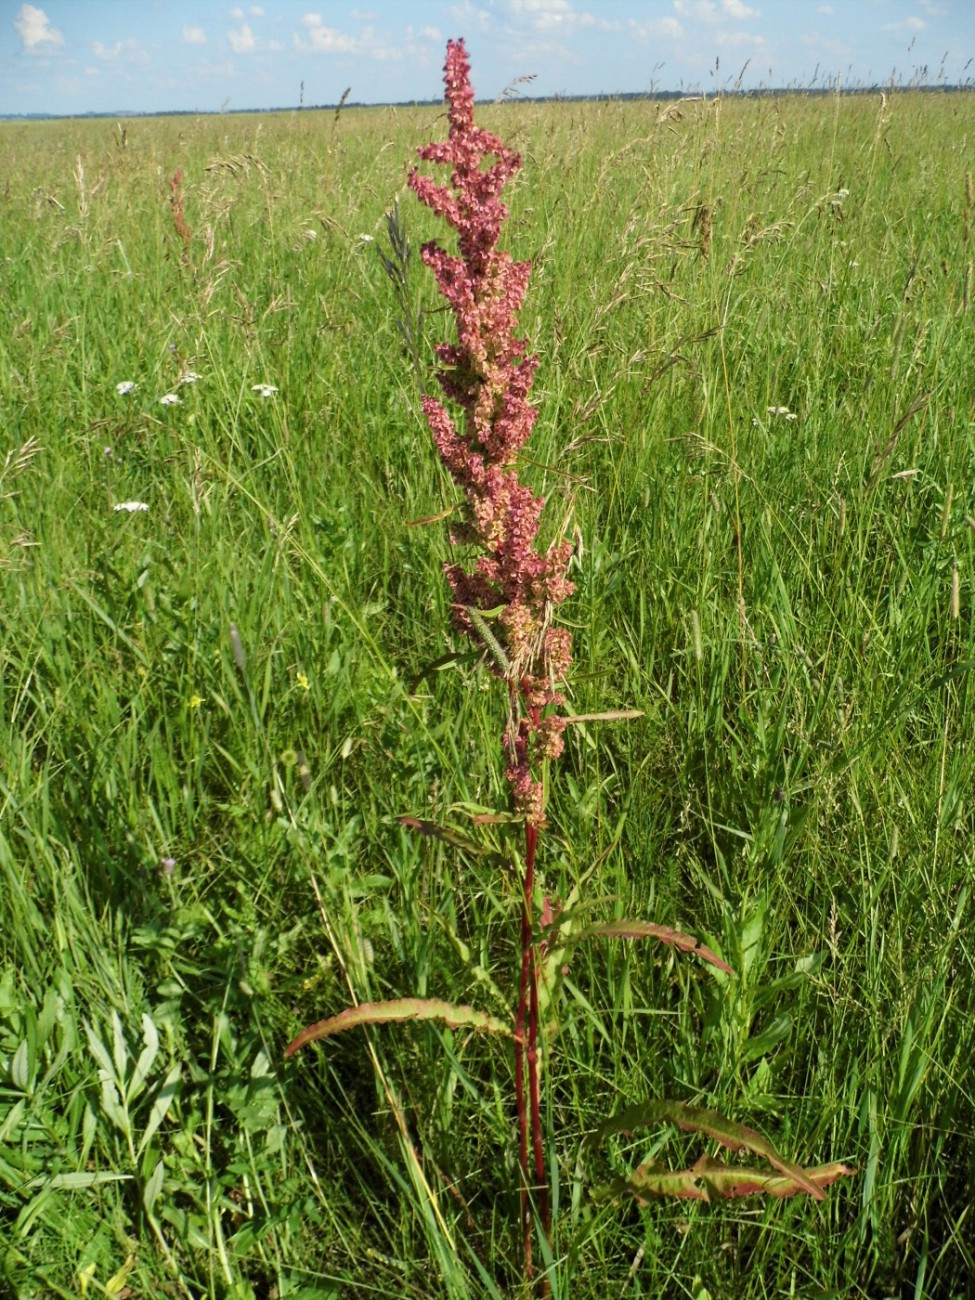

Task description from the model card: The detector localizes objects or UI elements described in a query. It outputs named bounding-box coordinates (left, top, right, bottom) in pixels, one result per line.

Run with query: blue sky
left=2, top=0, right=973, bottom=117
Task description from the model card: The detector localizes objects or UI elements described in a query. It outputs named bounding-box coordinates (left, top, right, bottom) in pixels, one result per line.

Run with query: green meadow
left=1, top=86, right=973, bottom=1298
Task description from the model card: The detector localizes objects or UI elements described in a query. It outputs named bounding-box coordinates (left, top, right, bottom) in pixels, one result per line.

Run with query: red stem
left=514, top=679, right=552, bottom=1290
left=524, top=822, right=550, bottom=1236
left=515, top=861, right=531, bottom=1276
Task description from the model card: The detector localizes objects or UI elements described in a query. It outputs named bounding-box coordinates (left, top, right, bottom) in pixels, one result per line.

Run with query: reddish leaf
left=596, top=1155, right=853, bottom=1204
left=574, top=919, right=733, bottom=975
left=286, top=997, right=512, bottom=1058
left=591, top=1099, right=828, bottom=1200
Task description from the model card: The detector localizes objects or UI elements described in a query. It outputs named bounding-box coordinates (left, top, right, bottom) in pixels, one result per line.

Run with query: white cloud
left=297, top=15, right=398, bottom=58
left=91, top=37, right=148, bottom=64
left=674, top=0, right=757, bottom=21
left=230, top=6, right=245, bottom=18
left=629, top=16, right=682, bottom=41
left=301, top=18, right=358, bottom=52
left=406, top=24, right=444, bottom=43
left=716, top=29, right=765, bottom=46
left=816, top=4, right=834, bottom=12
left=507, top=0, right=615, bottom=35
left=674, top=0, right=718, bottom=19
left=722, top=0, right=759, bottom=17
left=181, top=26, right=206, bottom=45
left=228, top=23, right=256, bottom=52
left=882, top=15, right=925, bottom=33
left=14, top=4, right=63, bottom=50
left=448, top=1, right=493, bottom=33
left=250, top=5, right=265, bottom=14
left=801, top=31, right=851, bottom=60
left=509, top=0, right=574, bottom=28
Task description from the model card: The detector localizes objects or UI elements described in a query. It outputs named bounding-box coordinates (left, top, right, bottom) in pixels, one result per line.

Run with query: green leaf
left=741, top=1011, right=792, bottom=1062
left=137, top=1063, right=181, bottom=1158
left=26, top=1170, right=132, bottom=1191
left=399, top=816, right=505, bottom=862
left=84, top=1019, right=117, bottom=1083
left=10, top=1040, right=31, bottom=1093
left=738, top=895, right=768, bottom=981
left=99, top=1073, right=130, bottom=1139
left=595, top=1155, right=854, bottom=1204
left=591, top=1099, right=828, bottom=1199
left=285, top=997, right=513, bottom=1057
left=571, top=919, right=734, bottom=975
left=128, top=1013, right=160, bottom=1104
left=143, top=1157, right=165, bottom=1216
left=562, top=709, right=644, bottom=723
left=407, top=650, right=473, bottom=693
left=111, top=1010, right=128, bottom=1083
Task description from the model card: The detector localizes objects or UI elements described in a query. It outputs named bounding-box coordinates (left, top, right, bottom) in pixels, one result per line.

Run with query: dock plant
left=288, top=38, right=851, bottom=1291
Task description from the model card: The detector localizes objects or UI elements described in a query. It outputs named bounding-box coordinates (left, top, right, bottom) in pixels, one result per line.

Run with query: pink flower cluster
left=408, top=39, right=573, bottom=824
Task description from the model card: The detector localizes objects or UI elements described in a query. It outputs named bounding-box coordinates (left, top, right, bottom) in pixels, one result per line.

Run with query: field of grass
left=1, top=83, right=973, bottom=1299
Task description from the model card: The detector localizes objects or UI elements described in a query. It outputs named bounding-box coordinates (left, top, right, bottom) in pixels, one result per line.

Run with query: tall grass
left=0, top=87, right=973, bottom=1297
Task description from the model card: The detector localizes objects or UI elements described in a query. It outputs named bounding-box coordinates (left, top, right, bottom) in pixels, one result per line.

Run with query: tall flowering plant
left=288, top=39, right=851, bottom=1294
left=408, top=40, right=573, bottom=828
left=408, top=37, right=574, bottom=1261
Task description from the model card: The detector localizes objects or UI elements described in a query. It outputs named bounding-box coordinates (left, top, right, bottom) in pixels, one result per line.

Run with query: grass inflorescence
left=0, top=83, right=973, bottom=1298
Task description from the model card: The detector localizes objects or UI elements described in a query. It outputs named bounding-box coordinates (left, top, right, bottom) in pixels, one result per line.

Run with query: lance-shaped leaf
left=590, top=1099, right=826, bottom=1200
left=285, top=997, right=512, bottom=1058
left=567, top=919, right=733, bottom=976
left=562, top=709, right=644, bottom=724
left=407, top=649, right=471, bottom=693
left=399, top=815, right=506, bottom=864
left=594, top=1154, right=853, bottom=1204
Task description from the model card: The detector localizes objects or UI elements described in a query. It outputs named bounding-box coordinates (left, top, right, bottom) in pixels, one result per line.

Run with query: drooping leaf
left=398, top=816, right=504, bottom=863
left=594, top=1155, right=853, bottom=1204
left=571, top=919, right=734, bottom=975
left=562, top=709, right=644, bottom=723
left=407, top=650, right=475, bottom=693
left=590, top=1099, right=827, bottom=1199
left=286, top=997, right=512, bottom=1058
left=404, top=506, right=456, bottom=528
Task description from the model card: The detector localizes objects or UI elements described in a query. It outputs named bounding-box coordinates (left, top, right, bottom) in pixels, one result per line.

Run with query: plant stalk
left=514, top=675, right=552, bottom=1288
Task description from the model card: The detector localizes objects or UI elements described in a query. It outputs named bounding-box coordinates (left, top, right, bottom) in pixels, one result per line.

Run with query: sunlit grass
left=0, top=88, right=973, bottom=1297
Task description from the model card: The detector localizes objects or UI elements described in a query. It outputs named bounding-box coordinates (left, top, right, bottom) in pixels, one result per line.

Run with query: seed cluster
left=409, top=39, right=573, bottom=823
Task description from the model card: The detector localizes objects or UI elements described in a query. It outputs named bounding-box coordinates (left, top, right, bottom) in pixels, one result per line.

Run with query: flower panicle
left=409, top=39, right=574, bottom=823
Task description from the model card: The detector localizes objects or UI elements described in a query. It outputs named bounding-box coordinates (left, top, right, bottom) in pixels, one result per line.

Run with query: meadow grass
left=0, top=87, right=973, bottom=1298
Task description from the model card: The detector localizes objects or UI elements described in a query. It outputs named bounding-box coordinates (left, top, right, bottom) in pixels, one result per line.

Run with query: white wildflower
left=116, top=380, right=137, bottom=395
left=160, top=393, right=181, bottom=406
left=358, top=233, right=374, bottom=243
left=114, top=501, right=149, bottom=513
left=179, top=371, right=201, bottom=386
left=252, top=384, right=278, bottom=398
